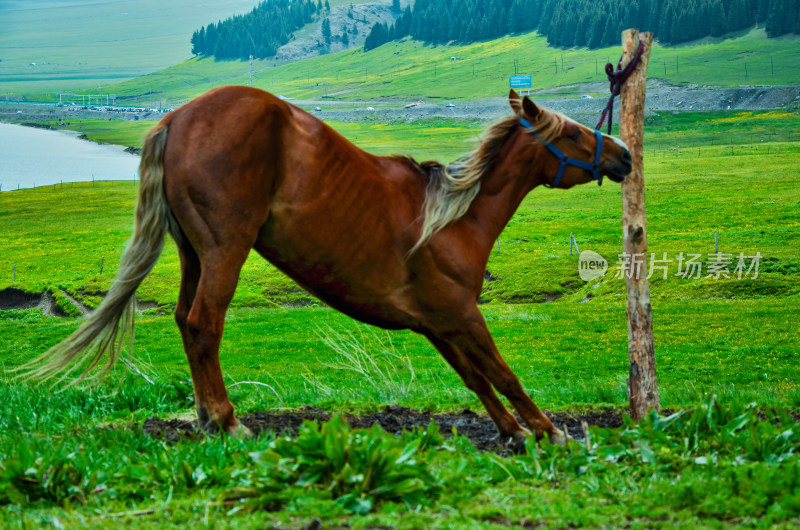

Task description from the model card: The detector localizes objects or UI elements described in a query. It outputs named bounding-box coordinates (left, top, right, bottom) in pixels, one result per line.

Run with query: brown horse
left=28, top=87, right=631, bottom=447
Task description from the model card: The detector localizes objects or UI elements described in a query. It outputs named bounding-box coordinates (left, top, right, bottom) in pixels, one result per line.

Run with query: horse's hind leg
left=175, top=243, right=200, bottom=349
left=183, top=245, right=252, bottom=436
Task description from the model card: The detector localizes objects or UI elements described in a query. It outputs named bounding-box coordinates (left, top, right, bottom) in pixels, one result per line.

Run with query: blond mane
left=408, top=107, right=566, bottom=255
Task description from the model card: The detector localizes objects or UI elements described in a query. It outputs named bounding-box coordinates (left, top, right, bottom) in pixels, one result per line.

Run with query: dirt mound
left=141, top=405, right=625, bottom=451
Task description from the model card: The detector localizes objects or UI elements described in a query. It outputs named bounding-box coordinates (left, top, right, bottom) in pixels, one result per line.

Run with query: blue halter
left=519, top=118, right=604, bottom=188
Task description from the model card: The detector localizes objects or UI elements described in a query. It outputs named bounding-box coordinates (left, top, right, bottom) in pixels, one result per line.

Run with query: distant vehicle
left=365, top=106, right=375, bottom=111
left=314, top=106, right=322, bottom=112
left=277, top=95, right=295, bottom=101
left=404, top=100, right=423, bottom=109
left=450, top=56, right=462, bottom=61
left=445, top=103, right=456, bottom=108
left=581, top=95, right=594, bottom=99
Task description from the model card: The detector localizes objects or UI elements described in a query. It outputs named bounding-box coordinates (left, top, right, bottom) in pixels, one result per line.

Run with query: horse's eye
left=568, top=128, right=582, bottom=141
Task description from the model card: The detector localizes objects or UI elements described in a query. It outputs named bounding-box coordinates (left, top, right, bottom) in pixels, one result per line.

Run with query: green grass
left=8, top=110, right=800, bottom=308
left=88, top=28, right=800, bottom=107
left=0, top=379, right=798, bottom=527
left=1, top=110, right=799, bottom=526
left=2, top=298, right=798, bottom=413
left=36, top=119, right=155, bottom=150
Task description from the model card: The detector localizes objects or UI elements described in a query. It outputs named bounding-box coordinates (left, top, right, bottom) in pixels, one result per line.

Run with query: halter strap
left=519, top=118, right=604, bottom=188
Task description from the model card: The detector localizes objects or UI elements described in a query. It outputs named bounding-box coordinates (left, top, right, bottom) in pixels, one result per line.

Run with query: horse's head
left=509, top=90, right=632, bottom=189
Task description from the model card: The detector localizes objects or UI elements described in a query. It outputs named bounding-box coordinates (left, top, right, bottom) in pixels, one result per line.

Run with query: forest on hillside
left=190, top=0, right=323, bottom=59
left=190, top=0, right=799, bottom=60
left=366, top=0, right=799, bottom=50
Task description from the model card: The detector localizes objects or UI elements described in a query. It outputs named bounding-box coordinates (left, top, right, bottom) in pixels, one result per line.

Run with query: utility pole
left=619, top=29, right=660, bottom=423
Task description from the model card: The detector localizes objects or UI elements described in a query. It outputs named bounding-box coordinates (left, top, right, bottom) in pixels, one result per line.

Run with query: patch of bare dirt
left=0, top=286, right=165, bottom=316
left=140, top=405, right=625, bottom=452
left=0, top=287, right=69, bottom=317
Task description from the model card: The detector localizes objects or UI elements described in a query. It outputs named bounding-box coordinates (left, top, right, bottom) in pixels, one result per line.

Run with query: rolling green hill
left=0, top=0, right=392, bottom=97
left=89, top=28, right=800, bottom=107
left=0, top=0, right=258, bottom=93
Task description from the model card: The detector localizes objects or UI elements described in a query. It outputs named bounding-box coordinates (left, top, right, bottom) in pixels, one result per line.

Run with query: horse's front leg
left=426, top=335, right=529, bottom=451
left=432, top=308, right=567, bottom=445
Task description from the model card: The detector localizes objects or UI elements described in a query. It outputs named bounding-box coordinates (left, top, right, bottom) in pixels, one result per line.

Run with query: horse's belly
left=254, top=225, right=419, bottom=331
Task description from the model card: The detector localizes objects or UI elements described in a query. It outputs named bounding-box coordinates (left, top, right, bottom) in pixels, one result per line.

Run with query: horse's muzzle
left=606, top=149, right=632, bottom=183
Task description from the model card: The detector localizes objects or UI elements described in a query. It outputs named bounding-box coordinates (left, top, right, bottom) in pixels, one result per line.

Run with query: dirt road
left=2, top=81, right=798, bottom=130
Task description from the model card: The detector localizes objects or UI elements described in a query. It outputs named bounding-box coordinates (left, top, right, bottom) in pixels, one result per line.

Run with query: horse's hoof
left=227, top=420, right=253, bottom=439
left=548, top=426, right=571, bottom=445
left=503, top=430, right=529, bottom=453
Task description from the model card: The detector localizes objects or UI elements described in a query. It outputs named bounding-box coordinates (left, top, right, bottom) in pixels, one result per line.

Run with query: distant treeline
left=365, top=0, right=800, bottom=51
left=191, top=0, right=325, bottom=59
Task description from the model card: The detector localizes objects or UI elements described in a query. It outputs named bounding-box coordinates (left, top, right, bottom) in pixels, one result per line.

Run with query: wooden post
left=619, top=29, right=660, bottom=422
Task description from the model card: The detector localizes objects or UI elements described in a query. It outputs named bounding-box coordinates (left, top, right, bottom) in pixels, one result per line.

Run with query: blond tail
left=19, top=124, right=175, bottom=384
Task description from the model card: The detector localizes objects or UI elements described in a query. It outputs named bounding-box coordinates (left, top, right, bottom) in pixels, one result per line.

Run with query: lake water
left=0, top=123, right=140, bottom=191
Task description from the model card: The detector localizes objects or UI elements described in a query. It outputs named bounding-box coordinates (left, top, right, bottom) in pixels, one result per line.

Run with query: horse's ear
left=509, top=89, right=522, bottom=115
left=522, top=96, right=541, bottom=121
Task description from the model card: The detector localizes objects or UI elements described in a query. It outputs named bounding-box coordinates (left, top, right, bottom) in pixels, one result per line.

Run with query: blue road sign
left=509, top=75, right=532, bottom=89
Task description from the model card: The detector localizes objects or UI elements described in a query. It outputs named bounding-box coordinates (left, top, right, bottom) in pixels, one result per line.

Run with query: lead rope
left=596, top=39, right=645, bottom=134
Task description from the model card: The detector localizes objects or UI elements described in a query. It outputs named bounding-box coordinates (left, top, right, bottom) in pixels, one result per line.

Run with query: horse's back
left=159, top=86, right=429, bottom=329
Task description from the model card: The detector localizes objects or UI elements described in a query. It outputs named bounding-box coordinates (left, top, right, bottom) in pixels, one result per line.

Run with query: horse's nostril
left=622, top=149, right=632, bottom=163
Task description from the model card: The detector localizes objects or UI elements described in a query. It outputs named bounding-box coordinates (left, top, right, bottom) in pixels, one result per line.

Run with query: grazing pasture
left=1, top=110, right=799, bottom=527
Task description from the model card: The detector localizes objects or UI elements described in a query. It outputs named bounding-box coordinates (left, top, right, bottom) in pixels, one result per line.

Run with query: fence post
left=13, top=264, right=16, bottom=282
left=714, top=230, right=718, bottom=253
left=100, top=256, right=104, bottom=275
left=619, top=29, right=660, bottom=422
left=569, top=232, right=580, bottom=255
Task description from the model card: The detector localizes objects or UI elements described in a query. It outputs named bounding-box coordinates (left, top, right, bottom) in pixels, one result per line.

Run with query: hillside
left=91, top=28, right=800, bottom=108
left=0, top=0, right=403, bottom=97
left=273, top=0, right=401, bottom=63
left=0, top=0, right=264, bottom=93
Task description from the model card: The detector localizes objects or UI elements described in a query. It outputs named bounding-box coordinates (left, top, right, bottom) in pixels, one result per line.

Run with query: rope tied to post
left=596, top=39, right=645, bottom=134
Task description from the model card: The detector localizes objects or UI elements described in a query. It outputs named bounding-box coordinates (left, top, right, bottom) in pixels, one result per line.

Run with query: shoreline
left=0, top=122, right=140, bottom=191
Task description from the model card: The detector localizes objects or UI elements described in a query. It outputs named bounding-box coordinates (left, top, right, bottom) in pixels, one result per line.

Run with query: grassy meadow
left=0, top=0, right=259, bottom=93
left=83, top=28, right=800, bottom=107
left=1, top=110, right=799, bottom=526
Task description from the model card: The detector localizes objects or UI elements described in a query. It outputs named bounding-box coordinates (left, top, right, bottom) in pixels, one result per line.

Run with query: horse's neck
left=462, top=142, right=546, bottom=257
